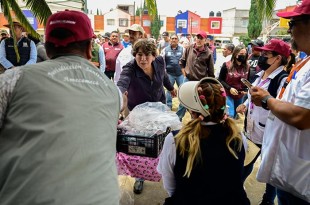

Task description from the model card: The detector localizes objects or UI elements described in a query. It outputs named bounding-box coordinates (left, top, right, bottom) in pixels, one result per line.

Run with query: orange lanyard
left=278, top=56, right=310, bottom=99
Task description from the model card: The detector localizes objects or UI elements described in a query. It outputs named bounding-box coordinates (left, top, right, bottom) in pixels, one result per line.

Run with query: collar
left=255, top=66, right=285, bottom=80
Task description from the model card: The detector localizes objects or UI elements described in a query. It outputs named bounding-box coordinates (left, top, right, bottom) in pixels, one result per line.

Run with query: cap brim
left=254, top=46, right=272, bottom=52
left=178, top=81, right=210, bottom=117
left=277, top=11, right=302, bottom=19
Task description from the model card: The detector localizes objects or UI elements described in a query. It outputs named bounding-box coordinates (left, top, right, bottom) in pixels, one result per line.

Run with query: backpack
left=267, top=70, right=288, bottom=98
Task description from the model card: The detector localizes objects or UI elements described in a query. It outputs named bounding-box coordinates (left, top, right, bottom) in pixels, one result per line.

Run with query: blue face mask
left=258, top=56, right=271, bottom=71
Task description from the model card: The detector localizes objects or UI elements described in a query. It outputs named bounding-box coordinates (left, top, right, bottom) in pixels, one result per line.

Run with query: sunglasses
left=288, top=18, right=308, bottom=29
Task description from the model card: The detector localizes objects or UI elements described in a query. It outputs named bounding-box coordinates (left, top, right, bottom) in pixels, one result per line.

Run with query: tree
left=1, top=0, right=52, bottom=61
left=248, top=0, right=263, bottom=39
left=150, top=1, right=160, bottom=39
left=1, top=0, right=52, bottom=38
left=144, top=0, right=157, bottom=20
left=255, top=0, right=277, bottom=21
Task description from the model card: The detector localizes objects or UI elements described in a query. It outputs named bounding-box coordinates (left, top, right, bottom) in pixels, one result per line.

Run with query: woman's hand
left=236, top=104, right=247, bottom=114
left=170, top=88, right=177, bottom=98
left=230, top=87, right=239, bottom=95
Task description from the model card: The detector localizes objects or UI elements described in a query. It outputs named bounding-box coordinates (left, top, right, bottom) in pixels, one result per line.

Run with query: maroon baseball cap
left=277, top=0, right=310, bottom=19
left=196, top=31, right=207, bottom=39
left=45, top=10, right=96, bottom=47
left=255, top=39, right=291, bottom=58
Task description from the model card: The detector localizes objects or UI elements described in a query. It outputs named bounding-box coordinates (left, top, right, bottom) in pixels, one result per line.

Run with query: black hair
left=271, top=51, right=288, bottom=66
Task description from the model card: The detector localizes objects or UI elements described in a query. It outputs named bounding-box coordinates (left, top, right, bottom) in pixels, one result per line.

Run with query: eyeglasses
left=288, top=18, right=308, bottom=29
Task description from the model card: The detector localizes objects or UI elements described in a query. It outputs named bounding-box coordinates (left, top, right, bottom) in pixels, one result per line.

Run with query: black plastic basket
left=117, top=127, right=171, bottom=158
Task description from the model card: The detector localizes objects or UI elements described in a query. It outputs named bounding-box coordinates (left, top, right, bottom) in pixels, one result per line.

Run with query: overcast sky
left=87, top=0, right=298, bottom=16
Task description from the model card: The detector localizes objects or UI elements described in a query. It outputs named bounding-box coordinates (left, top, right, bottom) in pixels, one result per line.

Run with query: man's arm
left=26, top=41, right=37, bottom=65
left=0, top=40, right=14, bottom=69
left=99, top=46, right=106, bottom=72
left=251, top=86, right=310, bottom=130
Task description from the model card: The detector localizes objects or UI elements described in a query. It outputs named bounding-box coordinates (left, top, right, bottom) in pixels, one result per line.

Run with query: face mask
left=237, top=55, right=246, bottom=63
left=258, top=56, right=271, bottom=71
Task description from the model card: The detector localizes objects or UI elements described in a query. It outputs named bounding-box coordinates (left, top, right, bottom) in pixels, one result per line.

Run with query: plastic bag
left=118, top=102, right=182, bottom=136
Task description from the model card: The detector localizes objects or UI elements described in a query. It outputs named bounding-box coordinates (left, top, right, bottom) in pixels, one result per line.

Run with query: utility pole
left=133, top=1, right=136, bottom=24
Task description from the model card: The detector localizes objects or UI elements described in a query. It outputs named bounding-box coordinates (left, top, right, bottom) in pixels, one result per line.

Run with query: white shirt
left=114, top=45, right=134, bottom=84
left=243, top=66, right=287, bottom=144
left=157, top=133, right=176, bottom=197
left=257, top=58, right=310, bottom=183
left=215, top=54, right=232, bottom=78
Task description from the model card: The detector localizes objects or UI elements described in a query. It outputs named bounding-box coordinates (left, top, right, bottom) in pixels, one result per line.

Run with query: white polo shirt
left=257, top=58, right=310, bottom=183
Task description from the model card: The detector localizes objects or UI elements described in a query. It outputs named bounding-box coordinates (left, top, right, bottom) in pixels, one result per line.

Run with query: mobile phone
left=241, top=78, right=253, bottom=89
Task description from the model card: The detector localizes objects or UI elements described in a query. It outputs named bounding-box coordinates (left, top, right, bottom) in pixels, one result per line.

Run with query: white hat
left=178, top=77, right=227, bottom=117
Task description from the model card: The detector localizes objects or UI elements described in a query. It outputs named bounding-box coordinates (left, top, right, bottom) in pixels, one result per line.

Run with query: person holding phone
left=236, top=39, right=291, bottom=205
left=218, top=45, right=249, bottom=118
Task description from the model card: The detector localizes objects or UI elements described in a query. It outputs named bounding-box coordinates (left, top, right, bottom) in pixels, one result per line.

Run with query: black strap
left=267, top=70, right=288, bottom=98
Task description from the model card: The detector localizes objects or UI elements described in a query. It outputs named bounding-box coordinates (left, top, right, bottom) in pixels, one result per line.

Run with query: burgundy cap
left=255, top=39, right=291, bottom=58
left=277, top=0, right=310, bottom=19
left=45, top=10, right=96, bottom=47
left=196, top=31, right=207, bottom=39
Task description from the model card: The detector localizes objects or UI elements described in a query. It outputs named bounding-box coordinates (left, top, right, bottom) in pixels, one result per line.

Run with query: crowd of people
left=0, top=0, right=309, bottom=204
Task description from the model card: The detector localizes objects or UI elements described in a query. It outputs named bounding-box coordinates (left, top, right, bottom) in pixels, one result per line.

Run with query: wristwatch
left=261, top=95, right=273, bottom=110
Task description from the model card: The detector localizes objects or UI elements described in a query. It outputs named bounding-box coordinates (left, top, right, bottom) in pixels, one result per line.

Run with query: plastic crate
left=117, top=127, right=171, bottom=158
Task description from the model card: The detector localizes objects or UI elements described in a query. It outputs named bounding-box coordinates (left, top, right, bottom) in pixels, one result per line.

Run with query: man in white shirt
left=250, top=1, right=310, bottom=204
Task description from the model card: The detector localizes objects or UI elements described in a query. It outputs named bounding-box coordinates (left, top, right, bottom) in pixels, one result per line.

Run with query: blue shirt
left=0, top=38, right=37, bottom=69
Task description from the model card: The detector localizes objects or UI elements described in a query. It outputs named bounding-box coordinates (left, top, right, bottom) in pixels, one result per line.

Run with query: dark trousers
left=277, top=189, right=310, bottom=205
left=104, top=70, right=115, bottom=80
left=242, top=145, right=276, bottom=204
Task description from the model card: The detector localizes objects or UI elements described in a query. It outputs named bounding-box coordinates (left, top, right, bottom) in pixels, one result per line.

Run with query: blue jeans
left=226, top=96, right=244, bottom=118
left=175, top=76, right=188, bottom=121
left=166, top=74, right=184, bottom=109
left=277, top=189, right=310, bottom=205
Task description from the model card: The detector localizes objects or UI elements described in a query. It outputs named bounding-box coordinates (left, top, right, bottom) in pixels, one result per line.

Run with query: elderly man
left=0, top=21, right=37, bottom=70
left=251, top=1, right=310, bottom=204
left=0, top=10, right=121, bottom=205
left=160, top=34, right=186, bottom=119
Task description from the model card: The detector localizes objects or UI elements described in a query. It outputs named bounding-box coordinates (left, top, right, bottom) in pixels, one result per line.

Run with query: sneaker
left=133, top=180, right=144, bottom=194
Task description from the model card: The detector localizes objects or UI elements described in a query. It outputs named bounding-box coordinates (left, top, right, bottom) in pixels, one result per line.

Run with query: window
left=211, top=21, right=220, bottom=29
left=143, top=20, right=151, bottom=27
left=241, top=19, right=248, bottom=27
left=119, top=18, right=128, bottom=27
left=107, top=19, right=115, bottom=26
left=191, top=21, right=198, bottom=28
left=177, top=20, right=187, bottom=29
left=160, top=20, right=164, bottom=27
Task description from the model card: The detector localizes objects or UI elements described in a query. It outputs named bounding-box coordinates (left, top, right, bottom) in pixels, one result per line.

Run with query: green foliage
left=136, top=7, right=142, bottom=16
left=151, top=15, right=161, bottom=39
left=276, top=29, right=289, bottom=35
left=248, top=0, right=263, bottom=39
left=1, top=0, right=52, bottom=62
left=255, top=0, right=276, bottom=21
left=150, top=1, right=160, bottom=39
left=239, top=35, right=251, bottom=46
